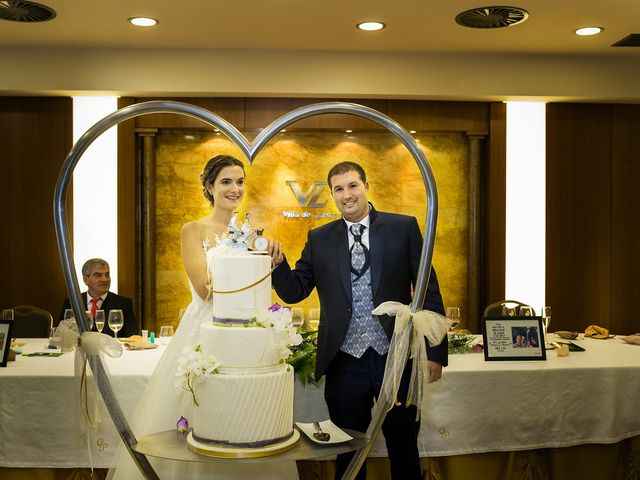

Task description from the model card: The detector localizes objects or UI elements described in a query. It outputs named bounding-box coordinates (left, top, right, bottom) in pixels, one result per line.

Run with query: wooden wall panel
left=546, top=104, right=612, bottom=332
left=117, top=98, right=139, bottom=321
left=611, top=105, right=640, bottom=334
left=0, top=97, right=72, bottom=319
left=481, top=103, right=506, bottom=318
left=388, top=101, right=489, bottom=134
left=133, top=97, right=246, bottom=130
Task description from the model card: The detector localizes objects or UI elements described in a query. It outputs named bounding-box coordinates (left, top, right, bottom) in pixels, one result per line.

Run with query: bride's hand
left=267, top=239, right=284, bottom=265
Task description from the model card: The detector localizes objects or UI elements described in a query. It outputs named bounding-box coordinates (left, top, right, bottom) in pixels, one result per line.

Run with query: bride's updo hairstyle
left=201, top=155, right=245, bottom=205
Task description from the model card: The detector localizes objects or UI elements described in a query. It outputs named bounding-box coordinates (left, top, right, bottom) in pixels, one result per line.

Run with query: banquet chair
left=483, top=300, right=533, bottom=316
left=11, top=305, right=53, bottom=338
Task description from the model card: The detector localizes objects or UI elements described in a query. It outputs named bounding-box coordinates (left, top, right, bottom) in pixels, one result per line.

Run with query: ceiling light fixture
left=409, top=130, right=417, bottom=134
left=128, top=17, right=158, bottom=27
left=575, top=26, right=603, bottom=36
left=345, top=129, right=353, bottom=133
left=357, top=21, right=385, bottom=31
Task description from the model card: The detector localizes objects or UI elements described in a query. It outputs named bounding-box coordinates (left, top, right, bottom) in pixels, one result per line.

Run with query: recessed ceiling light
left=128, top=17, right=158, bottom=27
left=575, top=26, right=603, bottom=36
left=345, top=129, right=353, bottom=133
left=409, top=130, right=417, bottom=134
left=357, top=21, right=385, bottom=31
left=280, top=129, right=287, bottom=133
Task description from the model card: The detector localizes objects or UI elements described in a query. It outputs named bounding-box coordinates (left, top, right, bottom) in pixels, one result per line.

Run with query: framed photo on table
left=0, top=320, right=13, bottom=367
left=481, top=316, right=546, bottom=361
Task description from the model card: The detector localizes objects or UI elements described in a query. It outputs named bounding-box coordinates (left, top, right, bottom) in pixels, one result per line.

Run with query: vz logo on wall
left=286, top=180, right=328, bottom=208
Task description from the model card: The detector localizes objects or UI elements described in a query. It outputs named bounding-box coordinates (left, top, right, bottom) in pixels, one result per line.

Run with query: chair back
left=483, top=300, right=532, bottom=317
left=11, top=305, right=53, bottom=338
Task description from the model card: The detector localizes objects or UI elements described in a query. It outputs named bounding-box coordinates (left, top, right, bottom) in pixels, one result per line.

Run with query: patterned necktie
left=350, top=223, right=370, bottom=280
left=90, top=297, right=99, bottom=319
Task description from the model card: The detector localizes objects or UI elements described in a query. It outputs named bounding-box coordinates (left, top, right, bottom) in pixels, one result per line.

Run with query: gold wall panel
left=155, top=130, right=469, bottom=330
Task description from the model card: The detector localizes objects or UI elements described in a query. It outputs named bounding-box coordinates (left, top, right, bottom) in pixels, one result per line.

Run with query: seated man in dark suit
left=61, top=258, right=138, bottom=338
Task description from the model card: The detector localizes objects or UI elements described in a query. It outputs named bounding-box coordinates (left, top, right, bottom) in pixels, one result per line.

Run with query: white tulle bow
left=372, top=301, right=449, bottom=420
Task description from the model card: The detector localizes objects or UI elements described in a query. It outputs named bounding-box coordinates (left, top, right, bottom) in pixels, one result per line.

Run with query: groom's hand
left=267, top=239, right=284, bottom=265
left=427, top=360, right=443, bottom=383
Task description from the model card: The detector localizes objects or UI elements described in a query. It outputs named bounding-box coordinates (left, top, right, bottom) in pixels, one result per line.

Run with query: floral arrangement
left=287, top=329, right=318, bottom=386
left=174, top=344, right=219, bottom=406
left=448, top=332, right=483, bottom=354
left=257, top=303, right=303, bottom=360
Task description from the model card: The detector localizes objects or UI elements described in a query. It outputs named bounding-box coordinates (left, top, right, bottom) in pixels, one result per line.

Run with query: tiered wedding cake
left=184, top=214, right=301, bottom=457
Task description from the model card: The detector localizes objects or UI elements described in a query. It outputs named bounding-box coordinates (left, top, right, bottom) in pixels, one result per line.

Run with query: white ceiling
left=1, top=0, right=639, bottom=100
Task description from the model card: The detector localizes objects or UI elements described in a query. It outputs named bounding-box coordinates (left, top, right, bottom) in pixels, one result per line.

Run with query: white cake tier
left=209, top=252, right=271, bottom=321
left=191, top=364, right=294, bottom=446
left=200, top=322, right=282, bottom=368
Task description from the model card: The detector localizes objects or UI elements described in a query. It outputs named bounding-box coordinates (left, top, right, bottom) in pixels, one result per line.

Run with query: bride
left=108, top=155, right=299, bottom=479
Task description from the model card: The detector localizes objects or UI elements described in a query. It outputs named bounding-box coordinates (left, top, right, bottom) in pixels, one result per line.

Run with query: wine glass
left=291, top=307, right=304, bottom=329
left=2, top=309, right=14, bottom=321
left=308, top=308, right=320, bottom=330
left=84, top=310, right=94, bottom=331
left=63, top=308, right=74, bottom=321
left=108, top=309, right=124, bottom=339
left=95, top=310, right=105, bottom=333
left=542, top=306, right=551, bottom=338
left=446, top=307, right=461, bottom=331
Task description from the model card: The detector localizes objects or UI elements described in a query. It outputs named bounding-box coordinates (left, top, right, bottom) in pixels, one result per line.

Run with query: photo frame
left=481, top=315, right=546, bottom=361
left=0, top=320, right=13, bottom=367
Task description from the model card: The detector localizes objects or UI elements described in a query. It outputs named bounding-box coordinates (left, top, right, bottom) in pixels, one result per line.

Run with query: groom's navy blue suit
left=272, top=204, right=447, bottom=480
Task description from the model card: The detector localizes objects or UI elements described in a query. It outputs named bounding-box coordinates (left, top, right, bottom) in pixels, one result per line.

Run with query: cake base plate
left=186, top=429, right=300, bottom=458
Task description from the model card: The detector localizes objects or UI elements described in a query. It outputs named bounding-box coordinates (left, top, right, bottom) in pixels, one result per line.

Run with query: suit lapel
left=369, top=212, right=385, bottom=297
left=335, top=221, right=352, bottom=303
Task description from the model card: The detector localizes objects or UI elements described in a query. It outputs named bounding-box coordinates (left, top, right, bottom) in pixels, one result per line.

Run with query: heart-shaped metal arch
left=53, top=100, right=439, bottom=480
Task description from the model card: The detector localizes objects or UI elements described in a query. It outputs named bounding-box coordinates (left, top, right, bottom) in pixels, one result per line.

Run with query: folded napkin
left=126, top=340, right=157, bottom=350
left=621, top=334, right=640, bottom=345
left=119, top=334, right=144, bottom=343
left=584, top=325, right=610, bottom=339
left=555, top=331, right=579, bottom=340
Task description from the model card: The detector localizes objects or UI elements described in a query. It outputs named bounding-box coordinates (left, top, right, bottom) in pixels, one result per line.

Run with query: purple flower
left=268, top=303, right=282, bottom=312
left=176, top=416, right=189, bottom=434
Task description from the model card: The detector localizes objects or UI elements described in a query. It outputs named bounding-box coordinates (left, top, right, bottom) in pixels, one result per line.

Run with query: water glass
left=2, top=309, right=14, bottom=321
left=519, top=306, right=534, bottom=316
left=95, top=310, right=105, bottom=333
left=446, top=307, right=461, bottom=331
left=63, top=308, right=74, bottom=321
left=48, top=326, right=61, bottom=349
left=108, top=309, right=124, bottom=339
left=159, top=325, right=174, bottom=344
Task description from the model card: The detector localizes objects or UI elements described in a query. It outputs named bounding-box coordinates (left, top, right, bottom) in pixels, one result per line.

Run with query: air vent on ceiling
left=612, top=34, right=640, bottom=47
left=0, top=1, right=56, bottom=23
left=456, top=6, right=529, bottom=29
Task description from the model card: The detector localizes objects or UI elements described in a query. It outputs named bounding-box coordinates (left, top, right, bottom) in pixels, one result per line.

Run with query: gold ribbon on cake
left=371, top=301, right=450, bottom=420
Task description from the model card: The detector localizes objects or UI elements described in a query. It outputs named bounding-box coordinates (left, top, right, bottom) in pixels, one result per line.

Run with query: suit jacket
left=61, top=291, right=139, bottom=338
left=272, top=205, right=447, bottom=380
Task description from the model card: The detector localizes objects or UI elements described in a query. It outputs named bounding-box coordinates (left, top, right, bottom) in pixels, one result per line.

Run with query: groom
left=270, top=161, right=447, bottom=480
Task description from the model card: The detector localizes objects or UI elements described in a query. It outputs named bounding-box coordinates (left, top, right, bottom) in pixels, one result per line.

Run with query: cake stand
left=133, top=428, right=367, bottom=463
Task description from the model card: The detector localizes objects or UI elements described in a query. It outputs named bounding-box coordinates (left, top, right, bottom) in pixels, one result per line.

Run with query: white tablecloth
left=1, top=335, right=639, bottom=468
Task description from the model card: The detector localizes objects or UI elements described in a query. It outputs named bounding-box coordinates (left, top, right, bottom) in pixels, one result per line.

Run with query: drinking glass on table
left=291, top=307, right=304, bottom=329
left=446, top=307, right=461, bottom=331
left=542, top=306, right=551, bottom=338
left=2, top=309, right=14, bottom=321
left=84, top=310, right=94, bottom=331
left=159, top=325, right=174, bottom=344
left=308, top=308, right=320, bottom=330
left=519, top=306, right=534, bottom=317
left=108, top=309, right=124, bottom=339
left=94, top=310, right=105, bottom=333
left=63, top=308, right=74, bottom=321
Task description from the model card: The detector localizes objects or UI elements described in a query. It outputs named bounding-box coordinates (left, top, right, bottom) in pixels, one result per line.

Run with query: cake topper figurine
left=218, top=212, right=268, bottom=251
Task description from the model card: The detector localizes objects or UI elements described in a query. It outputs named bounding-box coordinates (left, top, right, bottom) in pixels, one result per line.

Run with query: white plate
left=295, top=420, right=353, bottom=445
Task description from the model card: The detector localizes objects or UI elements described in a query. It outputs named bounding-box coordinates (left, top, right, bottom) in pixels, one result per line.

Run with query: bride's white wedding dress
left=107, top=271, right=299, bottom=478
